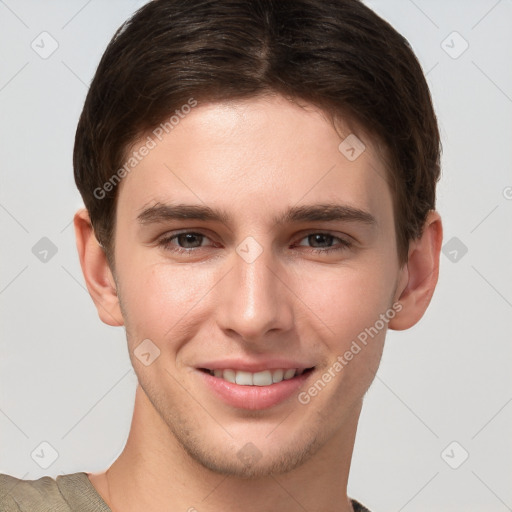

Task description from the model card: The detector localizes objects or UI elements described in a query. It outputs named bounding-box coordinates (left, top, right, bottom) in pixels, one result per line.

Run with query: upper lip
left=196, top=358, right=315, bottom=373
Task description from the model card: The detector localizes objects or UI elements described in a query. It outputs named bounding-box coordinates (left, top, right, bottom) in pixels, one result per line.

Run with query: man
left=0, top=0, right=442, bottom=510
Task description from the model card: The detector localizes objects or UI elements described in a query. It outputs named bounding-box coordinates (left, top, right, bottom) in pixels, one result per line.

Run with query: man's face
left=112, top=94, right=404, bottom=477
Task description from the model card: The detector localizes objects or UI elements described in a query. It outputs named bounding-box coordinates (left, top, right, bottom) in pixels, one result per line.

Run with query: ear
left=389, top=210, right=443, bottom=331
left=74, top=208, right=124, bottom=326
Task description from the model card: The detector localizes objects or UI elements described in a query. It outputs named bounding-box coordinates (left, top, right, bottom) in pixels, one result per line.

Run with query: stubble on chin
left=138, top=377, right=329, bottom=479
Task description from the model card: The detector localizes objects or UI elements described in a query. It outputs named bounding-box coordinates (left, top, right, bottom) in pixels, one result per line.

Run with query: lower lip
left=197, top=370, right=314, bottom=410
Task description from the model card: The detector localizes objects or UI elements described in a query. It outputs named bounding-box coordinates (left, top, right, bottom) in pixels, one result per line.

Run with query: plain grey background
left=1, top=1, right=511, bottom=511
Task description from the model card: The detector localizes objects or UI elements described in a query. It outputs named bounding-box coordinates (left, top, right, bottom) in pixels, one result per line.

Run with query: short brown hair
left=73, top=0, right=441, bottom=266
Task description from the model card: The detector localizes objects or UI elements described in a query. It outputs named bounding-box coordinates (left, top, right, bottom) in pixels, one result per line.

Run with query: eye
left=157, top=230, right=353, bottom=256
left=295, top=232, right=352, bottom=254
left=158, top=231, right=213, bottom=253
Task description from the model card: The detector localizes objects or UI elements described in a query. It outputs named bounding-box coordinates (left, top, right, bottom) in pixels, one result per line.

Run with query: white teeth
left=272, top=369, right=284, bottom=383
left=284, top=368, right=296, bottom=380
left=223, top=369, right=236, bottom=384
left=235, top=371, right=253, bottom=385
left=209, top=368, right=307, bottom=386
left=253, top=370, right=273, bottom=386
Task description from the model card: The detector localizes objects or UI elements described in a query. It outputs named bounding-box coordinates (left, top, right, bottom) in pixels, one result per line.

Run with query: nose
left=214, top=239, right=294, bottom=346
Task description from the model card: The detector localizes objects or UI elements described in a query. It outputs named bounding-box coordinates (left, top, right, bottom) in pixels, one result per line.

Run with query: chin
left=136, top=371, right=346, bottom=479
left=179, top=433, right=323, bottom=479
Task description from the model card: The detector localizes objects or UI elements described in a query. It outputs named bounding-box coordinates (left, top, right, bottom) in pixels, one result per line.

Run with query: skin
left=75, top=94, right=442, bottom=512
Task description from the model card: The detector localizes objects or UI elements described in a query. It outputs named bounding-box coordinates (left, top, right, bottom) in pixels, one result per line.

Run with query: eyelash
left=157, top=231, right=353, bottom=256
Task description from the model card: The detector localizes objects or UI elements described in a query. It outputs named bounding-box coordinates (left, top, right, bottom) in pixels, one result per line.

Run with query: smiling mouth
left=199, top=367, right=315, bottom=386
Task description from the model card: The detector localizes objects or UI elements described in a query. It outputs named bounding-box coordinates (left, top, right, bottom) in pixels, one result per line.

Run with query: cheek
left=300, top=266, right=396, bottom=401
left=117, top=260, right=210, bottom=345
left=297, top=259, right=397, bottom=346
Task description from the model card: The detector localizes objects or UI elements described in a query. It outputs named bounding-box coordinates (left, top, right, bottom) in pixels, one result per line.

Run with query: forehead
left=116, top=95, right=392, bottom=228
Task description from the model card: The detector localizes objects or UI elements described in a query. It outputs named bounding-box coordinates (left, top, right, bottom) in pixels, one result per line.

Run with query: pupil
left=179, top=233, right=201, bottom=248
left=311, top=234, right=331, bottom=247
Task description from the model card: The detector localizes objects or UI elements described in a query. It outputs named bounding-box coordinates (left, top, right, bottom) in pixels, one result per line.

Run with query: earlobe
left=74, top=208, right=124, bottom=327
left=388, top=210, right=443, bottom=331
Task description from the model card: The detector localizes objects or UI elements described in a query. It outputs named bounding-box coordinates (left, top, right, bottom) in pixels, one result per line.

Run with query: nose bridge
left=217, top=236, right=292, bottom=341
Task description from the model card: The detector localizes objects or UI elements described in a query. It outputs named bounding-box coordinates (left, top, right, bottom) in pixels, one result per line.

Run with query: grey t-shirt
left=0, top=472, right=372, bottom=511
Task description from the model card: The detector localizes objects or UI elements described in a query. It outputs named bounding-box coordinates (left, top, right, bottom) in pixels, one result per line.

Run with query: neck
left=95, top=385, right=360, bottom=512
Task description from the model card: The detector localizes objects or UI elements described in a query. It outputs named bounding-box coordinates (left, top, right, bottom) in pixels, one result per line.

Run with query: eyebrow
left=137, top=202, right=376, bottom=227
